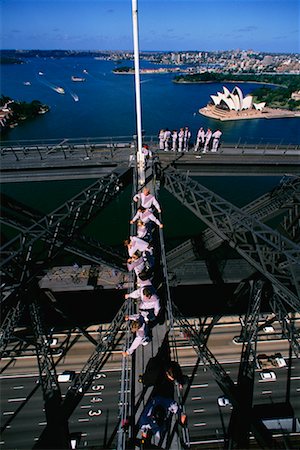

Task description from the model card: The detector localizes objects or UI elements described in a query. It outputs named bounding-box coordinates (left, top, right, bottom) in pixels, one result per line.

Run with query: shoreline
left=173, top=79, right=285, bottom=88
left=199, top=105, right=300, bottom=121
left=113, top=69, right=188, bottom=75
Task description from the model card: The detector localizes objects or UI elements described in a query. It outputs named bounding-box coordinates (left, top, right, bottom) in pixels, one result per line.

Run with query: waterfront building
left=210, top=86, right=265, bottom=112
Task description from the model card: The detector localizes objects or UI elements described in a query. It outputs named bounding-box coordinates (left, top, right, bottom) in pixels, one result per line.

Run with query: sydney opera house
left=211, top=85, right=265, bottom=111
left=199, top=85, right=269, bottom=121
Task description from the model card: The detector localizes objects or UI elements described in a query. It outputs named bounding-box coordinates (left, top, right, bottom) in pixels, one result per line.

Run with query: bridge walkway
left=1, top=137, right=299, bottom=182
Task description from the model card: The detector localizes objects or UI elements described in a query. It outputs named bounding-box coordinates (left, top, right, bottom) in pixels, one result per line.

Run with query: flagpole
left=131, top=0, right=145, bottom=186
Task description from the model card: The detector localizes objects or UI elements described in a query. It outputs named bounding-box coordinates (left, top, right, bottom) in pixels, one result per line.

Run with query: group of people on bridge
left=122, top=186, right=163, bottom=357
left=120, top=180, right=187, bottom=445
left=158, top=126, right=222, bottom=153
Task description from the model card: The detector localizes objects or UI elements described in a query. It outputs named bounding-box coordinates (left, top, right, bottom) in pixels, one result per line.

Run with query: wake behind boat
left=71, top=92, right=79, bottom=102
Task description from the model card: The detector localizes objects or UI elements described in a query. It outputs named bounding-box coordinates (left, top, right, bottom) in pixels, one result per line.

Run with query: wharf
left=1, top=140, right=299, bottom=182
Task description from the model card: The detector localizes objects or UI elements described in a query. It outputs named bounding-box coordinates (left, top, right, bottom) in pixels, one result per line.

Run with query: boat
left=38, top=71, right=44, bottom=75
left=53, top=86, right=65, bottom=94
left=71, top=76, right=86, bottom=82
left=23, top=81, right=31, bottom=86
left=83, top=69, right=88, bottom=74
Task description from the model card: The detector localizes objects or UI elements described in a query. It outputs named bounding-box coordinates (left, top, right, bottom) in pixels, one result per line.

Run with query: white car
left=44, top=338, right=58, bottom=347
left=260, top=370, right=276, bottom=381
left=58, top=371, right=75, bottom=382
left=263, top=326, right=275, bottom=333
left=274, top=353, right=287, bottom=368
left=217, top=396, right=231, bottom=407
left=49, top=338, right=58, bottom=347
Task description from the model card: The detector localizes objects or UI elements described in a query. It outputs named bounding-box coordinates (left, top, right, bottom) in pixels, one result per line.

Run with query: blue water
left=1, top=57, right=299, bottom=144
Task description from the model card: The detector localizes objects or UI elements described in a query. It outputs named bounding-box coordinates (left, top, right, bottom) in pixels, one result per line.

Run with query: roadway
left=1, top=316, right=299, bottom=448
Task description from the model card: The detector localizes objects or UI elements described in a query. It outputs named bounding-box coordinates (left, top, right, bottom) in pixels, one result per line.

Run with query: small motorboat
left=53, top=86, right=65, bottom=94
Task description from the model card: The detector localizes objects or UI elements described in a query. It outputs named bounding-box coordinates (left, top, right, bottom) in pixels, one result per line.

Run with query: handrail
left=1, top=135, right=299, bottom=151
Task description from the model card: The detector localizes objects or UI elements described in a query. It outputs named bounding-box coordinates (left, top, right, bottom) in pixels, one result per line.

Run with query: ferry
left=53, top=86, right=65, bottom=94
left=71, top=76, right=86, bottom=82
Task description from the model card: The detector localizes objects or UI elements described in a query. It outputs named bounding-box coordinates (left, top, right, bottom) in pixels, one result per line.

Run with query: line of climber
left=119, top=160, right=188, bottom=448
left=122, top=186, right=163, bottom=357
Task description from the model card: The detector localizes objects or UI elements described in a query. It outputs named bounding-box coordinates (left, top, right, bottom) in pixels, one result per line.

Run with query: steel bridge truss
left=36, top=299, right=132, bottom=448
left=30, top=300, right=61, bottom=399
left=0, top=171, right=129, bottom=300
left=163, top=168, right=300, bottom=312
left=0, top=298, right=25, bottom=357
left=0, top=201, right=126, bottom=272
left=227, top=280, right=263, bottom=449
left=269, top=291, right=300, bottom=357
left=173, top=300, right=276, bottom=449
left=202, top=174, right=300, bottom=252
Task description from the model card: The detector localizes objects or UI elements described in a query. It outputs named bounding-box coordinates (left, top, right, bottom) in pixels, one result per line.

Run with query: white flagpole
left=131, top=0, right=145, bottom=186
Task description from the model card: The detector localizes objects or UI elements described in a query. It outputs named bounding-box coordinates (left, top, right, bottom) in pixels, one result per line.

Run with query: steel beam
left=227, top=280, right=263, bottom=449
left=173, top=302, right=275, bottom=449
left=163, top=168, right=300, bottom=311
left=0, top=170, right=130, bottom=301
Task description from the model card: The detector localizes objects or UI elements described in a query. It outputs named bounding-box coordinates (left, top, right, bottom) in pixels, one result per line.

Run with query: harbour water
left=1, top=57, right=300, bottom=144
left=1, top=56, right=297, bottom=323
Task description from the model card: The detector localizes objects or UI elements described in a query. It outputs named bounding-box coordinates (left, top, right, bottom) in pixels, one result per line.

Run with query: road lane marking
left=258, top=380, right=276, bottom=383
left=194, top=423, right=207, bottom=427
left=2, top=412, right=14, bottom=416
left=191, top=384, right=208, bottom=388
left=81, top=406, right=91, bottom=409
left=1, top=374, right=40, bottom=379
left=193, top=409, right=205, bottom=413
left=12, top=386, right=24, bottom=390
left=290, top=376, right=300, bottom=380
left=8, top=398, right=27, bottom=402
left=190, top=439, right=223, bottom=445
left=84, top=392, right=103, bottom=397
left=262, top=391, right=272, bottom=395
left=191, top=397, right=202, bottom=400
left=78, top=418, right=89, bottom=422
left=38, top=422, right=47, bottom=426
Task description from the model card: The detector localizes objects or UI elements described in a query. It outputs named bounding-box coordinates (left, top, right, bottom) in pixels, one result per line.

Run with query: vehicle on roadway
left=217, top=395, right=231, bottom=407
left=263, top=325, right=275, bottom=333
left=58, top=370, right=75, bottom=382
left=257, top=353, right=286, bottom=369
left=259, top=370, right=277, bottom=381
left=44, top=337, right=58, bottom=347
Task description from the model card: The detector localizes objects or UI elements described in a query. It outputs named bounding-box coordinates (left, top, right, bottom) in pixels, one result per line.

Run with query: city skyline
left=1, top=0, right=299, bottom=54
